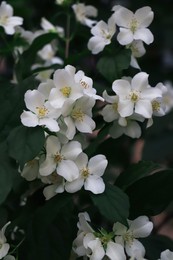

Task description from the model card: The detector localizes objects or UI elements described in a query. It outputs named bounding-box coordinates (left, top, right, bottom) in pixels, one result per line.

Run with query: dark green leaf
left=91, top=183, right=129, bottom=225
left=126, top=169, right=173, bottom=218
left=97, top=49, right=131, bottom=82
left=7, top=125, right=45, bottom=168
left=141, top=235, right=173, bottom=260
left=20, top=194, right=76, bottom=260
left=116, top=160, right=162, bottom=190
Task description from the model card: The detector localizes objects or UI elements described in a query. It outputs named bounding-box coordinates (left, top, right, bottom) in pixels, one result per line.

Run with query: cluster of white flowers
left=73, top=212, right=154, bottom=260
left=100, top=72, right=171, bottom=139
left=20, top=65, right=108, bottom=199
left=85, top=4, right=154, bottom=69
left=73, top=212, right=173, bottom=260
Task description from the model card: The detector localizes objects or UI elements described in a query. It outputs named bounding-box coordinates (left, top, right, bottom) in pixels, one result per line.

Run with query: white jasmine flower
left=41, top=17, right=64, bottom=37
left=74, top=70, right=103, bottom=100
left=39, top=135, right=82, bottom=182
left=49, top=66, right=83, bottom=109
left=65, top=152, right=107, bottom=194
left=37, top=44, right=63, bottom=65
left=61, top=96, right=96, bottom=140
left=87, top=15, right=116, bottom=54
left=113, top=216, right=153, bottom=258
left=0, top=222, right=10, bottom=259
left=21, top=89, right=61, bottom=132
left=72, top=3, right=98, bottom=28
left=112, top=72, right=162, bottom=118
left=113, top=6, right=154, bottom=45
left=0, top=1, right=23, bottom=35
left=158, top=249, right=173, bottom=260
left=100, top=90, right=119, bottom=122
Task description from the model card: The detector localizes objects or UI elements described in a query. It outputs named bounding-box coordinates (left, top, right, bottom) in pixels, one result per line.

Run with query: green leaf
left=20, top=194, right=76, bottom=260
left=7, top=125, right=45, bottom=168
left=97, top=49, right=131, bottom=83
left=15, top=32, right=60, bottom=80
left=116, top=161, right=162, bottom=190
left=141, top=235, right=173, bottom=260
left=126, top=169, right=173, bottom=218
left=91, top=183, right=129, bottom=225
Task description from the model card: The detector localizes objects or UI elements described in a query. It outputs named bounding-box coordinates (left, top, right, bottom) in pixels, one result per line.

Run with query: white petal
left=134, top=28, right=154, bottom=44
left=57, top=160, right=79, bottom=181
left=0, top=243, right=10, bottom=259
left=75, top=152, right=88, bottom=169
left=117, top=28, right=134, bottom=45
left=113, top=222, right=127, bottom=235
left=131, top=72, right=149, bottom=91
left=61, top=141, right=82, bottom=160
left=20, top=111, right=38, bottom=127
left=125, top=239, right=145, bottom=258
left=112, top=79, right=131, bottom=97
left=135, top=100, right=152, bottom=118
left=118, top=100, right=134, bottom=117
left=135, top=7, right=154, bottom=28
left=88, top=155, right=108, bottom=177
left=130, top=216, right=153, bottom=238
left=43, top=184, right=59, bottom=200
left=124, top=121, right=141, bottom=138
left=109, top=122, right=123, bottom=139
left=75, top=115, right=96, bottom=133
left=160, top=249, right=173, bottom=260
left=49, top=88, right=65, bottom=109
left=88, top=36, right=107, bottom=54
left=46, top=135, right=61, bottom=155
left=101, top=104, right=119, bottom=122
left=24, top=90, right=45, bottom=112
left=106, top=241, right=126, bottom=260
left=87, top=238, right=105, bottom=260
left=39, top=158, right=56, bottom=176
left=39, top=118, right=59, bottom=132
left=65, top=177, right=84, bottom=193
left=63, top=116, right=76, bottom=140
left=141, top=87, right=162, bottom=100
left=114, top=7, right=134, bottom=28
left=84, top=176, right=105, bottom=194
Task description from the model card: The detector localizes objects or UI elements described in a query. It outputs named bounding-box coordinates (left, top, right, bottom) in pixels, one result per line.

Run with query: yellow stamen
left=81, top=167, right=90, bottom=179
left=71, top=108, right=84, bottom=122
left=60, top=86, right=71, bottom=97
left=130, top=91, right=140, bottom=103
left=130, top=18, right=138, bottom=33
left=54, top=153, right=63, bottom=163
left=80, top=80, right=89, bottom=89
left=36, top=106, right=48, bottom=118
left=152, top=100, right=161, bottom=112
left=123, top=230, right=134, bottom=246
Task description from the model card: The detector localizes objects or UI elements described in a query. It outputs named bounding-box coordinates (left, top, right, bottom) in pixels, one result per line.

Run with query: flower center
left=81, top=167, right=90, bottom=179
left=152, top=100, right=161, bottom=112
left=60, top=86, right=71, bottom=97
left=71, top=108, right=84, bottom=121
left=0, top=16, right=8, bottom=25
left=36, top=106, right=48, bottom=118
left=129, top=91, right=140, bottom=103
left=123, top=230, right=134, bottom=246
left=80, top=80, right=89, bottom=89
left=54, top=153, right=63, bottom=163
left=112, top=102, right=118, bottom=112
left=130, top=18, right=138, bottom=33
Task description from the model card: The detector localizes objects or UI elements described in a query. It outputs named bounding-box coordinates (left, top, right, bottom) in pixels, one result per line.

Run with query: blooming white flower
left=158, top=249, right=173, bottom=260
left=113, top=216, right=153, bottom=258
left=0, top=1, right=23, bottom=35
left=39, top=135, right=82, bottom=182
left=113, top=6, right=154, bottom=45
left=72, top=3, right=98, bottom=28
left=61, top=96, right=96, bottom=140
left=65, top=152, right=107, bottom=194
left=21, top=89, right=61, bottom=132
left=37, top=44, right=63, bottom=65
left=112, top=72, right=162, bottom=118
left=49, top=65, right=83, bottom=109
left=87, top=15, right=116, bottom=54
left=0, top=222, right=10, bottom=259
left=41, top=17, right=64, bottom=37
left=74, top=70, right=103, bottom=100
